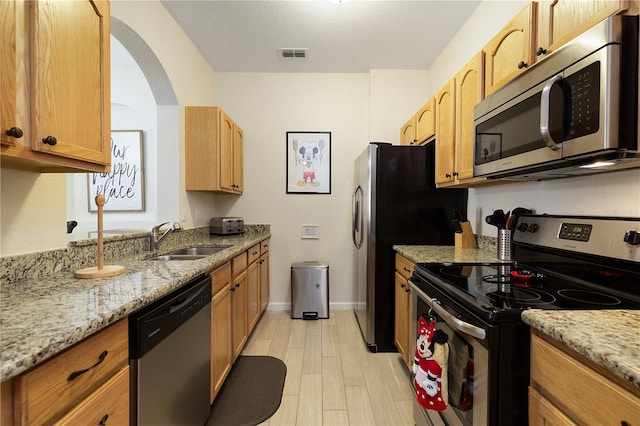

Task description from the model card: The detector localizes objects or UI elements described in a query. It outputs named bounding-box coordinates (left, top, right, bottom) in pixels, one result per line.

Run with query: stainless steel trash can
left=291, top=261, right=329, bottom=319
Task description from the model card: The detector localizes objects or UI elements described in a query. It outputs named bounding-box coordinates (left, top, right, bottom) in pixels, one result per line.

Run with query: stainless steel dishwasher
left=130, top=275, right=212, bottom=426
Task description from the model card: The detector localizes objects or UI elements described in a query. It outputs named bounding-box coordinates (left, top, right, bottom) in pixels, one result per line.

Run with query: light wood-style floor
left=241, top=309, right=415, bottom=425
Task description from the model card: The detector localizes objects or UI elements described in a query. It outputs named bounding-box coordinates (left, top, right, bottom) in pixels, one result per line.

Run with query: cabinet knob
left=405, top=287, right=411, bottom=293
left=5, top=127, right=23, bottom=138
left=99, top=414, right=109, bottom=425
left=42, top=135, right=58, bottom=146
left=536, top=47, right=547, bottom=56
left=517, top=61, right=528, bottom=69
left=445, top=173, right=452, bottom=178
left=453, top=171, right=459, bottom=177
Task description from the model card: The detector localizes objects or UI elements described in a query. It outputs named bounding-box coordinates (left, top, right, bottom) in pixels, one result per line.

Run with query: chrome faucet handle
left=151, top=222, right=169, bottom=235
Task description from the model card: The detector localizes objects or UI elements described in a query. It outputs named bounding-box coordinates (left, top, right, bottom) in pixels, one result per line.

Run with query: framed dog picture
left=286, top=131, right=331, bottom=194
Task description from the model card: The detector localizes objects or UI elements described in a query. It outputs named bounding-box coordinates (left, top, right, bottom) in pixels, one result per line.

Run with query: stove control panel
left=559, top=223, right=593, bottom=241
left=513, top=215, right=640, bottom=262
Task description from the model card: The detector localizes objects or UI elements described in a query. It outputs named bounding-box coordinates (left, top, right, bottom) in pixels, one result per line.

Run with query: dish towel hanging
left=413, top=316, right=450, bottom=411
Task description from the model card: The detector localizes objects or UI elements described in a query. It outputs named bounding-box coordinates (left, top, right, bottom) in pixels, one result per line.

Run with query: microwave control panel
left=566, top=61, right=600, bottom=140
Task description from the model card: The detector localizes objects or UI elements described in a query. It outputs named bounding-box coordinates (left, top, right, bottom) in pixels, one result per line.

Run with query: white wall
left=211, top=72, right=367, bottom=309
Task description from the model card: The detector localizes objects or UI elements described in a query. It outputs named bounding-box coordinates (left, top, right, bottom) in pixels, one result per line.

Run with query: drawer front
left=232, top=252, right=247, bottom=277
left=211, top=262, right=231, bottom=295
left=54, top=367, right=129, bottom=426
left=260, top=239, right=270, bottom=254
left=16, top=319, right=128, bottom=425
left=530, top=334, right=640, bottom=425
left=247, top=244, right=260, bottom=265
left=395, top=254, right=415, bottom=280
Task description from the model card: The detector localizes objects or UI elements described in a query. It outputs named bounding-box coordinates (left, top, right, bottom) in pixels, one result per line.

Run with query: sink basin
left=147, top=254, right=208, bottom=261
left=166, top=245, right=232, bottom=256
left=146, top=245, right=233, bottom=261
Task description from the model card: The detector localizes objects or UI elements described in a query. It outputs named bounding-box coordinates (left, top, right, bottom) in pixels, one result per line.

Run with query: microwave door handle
left=540, top=73, right=563, bottom=151
left=429, top=297, right=486, bottom=340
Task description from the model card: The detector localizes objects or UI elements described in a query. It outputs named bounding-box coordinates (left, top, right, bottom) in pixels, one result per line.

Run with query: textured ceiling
left=160, top=0, right=481, bottom=73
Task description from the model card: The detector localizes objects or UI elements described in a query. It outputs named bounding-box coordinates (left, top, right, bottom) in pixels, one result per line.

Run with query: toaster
left=210, top=217, right=245, bottom=235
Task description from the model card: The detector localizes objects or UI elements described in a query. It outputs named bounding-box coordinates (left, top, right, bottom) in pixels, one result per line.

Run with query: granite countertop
left=522, top=310, right=640, bottom=389
left=0, top=230, right=270, bottom=382
left=393, top=245, right=505, bottom=264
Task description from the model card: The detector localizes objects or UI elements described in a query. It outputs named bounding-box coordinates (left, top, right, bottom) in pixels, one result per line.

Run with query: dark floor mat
left=206, top=355, right=287, bottom=426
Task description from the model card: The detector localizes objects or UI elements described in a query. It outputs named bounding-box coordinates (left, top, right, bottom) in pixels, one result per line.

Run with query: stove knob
left=623, top=230, right=640, bottom=245
left=517, top=223, right=528, bottom=232
left=528, top=224, right=539, bottom=233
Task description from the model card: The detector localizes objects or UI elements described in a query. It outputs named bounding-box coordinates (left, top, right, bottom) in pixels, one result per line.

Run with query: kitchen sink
left=146, top=245, right=233, bottom=261
left=165, top=245, right=232, bottom=256
left=147, top=254, right=208, bottom=261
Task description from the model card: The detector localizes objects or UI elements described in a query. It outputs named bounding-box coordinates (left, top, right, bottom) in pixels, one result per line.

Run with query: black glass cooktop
left=412, top=261, right=640, bottom=320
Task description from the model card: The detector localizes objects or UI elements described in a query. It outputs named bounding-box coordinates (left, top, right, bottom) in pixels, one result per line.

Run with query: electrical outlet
left=181, top=208, right=187, bottom=222
left=301, top=225, right=319, bottom=239
left=195, top=208, right=200, bottom=223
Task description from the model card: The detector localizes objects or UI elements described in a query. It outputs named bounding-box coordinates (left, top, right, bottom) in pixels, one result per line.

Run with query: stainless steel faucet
left=150, top=222, right=182, bottom=251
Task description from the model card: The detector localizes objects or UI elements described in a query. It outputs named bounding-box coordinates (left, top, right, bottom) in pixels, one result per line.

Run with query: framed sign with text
left=87, top=130, right=145, bottom=211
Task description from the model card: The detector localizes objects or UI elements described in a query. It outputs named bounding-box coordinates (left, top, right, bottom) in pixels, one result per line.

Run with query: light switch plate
left=301, top=225, right=319, bottom=239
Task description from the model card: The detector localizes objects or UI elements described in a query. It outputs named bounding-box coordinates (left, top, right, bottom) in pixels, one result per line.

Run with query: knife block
left=455, top=221, right=478, bottom=249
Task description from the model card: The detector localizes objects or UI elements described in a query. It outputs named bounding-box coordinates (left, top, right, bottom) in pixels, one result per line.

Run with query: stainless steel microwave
left=474, top=15, right=639, bottom=180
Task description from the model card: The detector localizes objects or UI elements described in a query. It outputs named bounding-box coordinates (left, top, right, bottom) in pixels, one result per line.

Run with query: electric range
left=409, top=215, right=640, bottom=426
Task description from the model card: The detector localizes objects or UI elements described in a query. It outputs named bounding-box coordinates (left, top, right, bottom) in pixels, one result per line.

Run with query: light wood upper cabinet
left=1, top=0, right=111, bottom=173
left=434, top=79, right=456, bottom=184
left=535, top=0, right=634, bottom=62
left=233, top=124, right=244, bottom=193
left=400, top=116, right=417, bottom=145
left=185, top=106, right=243, bottom=194
left=435, top=53, right=484, bottom=186
left=454, top=52, right=484, bottom=181
left=483, top=2, right=535, bottom=96
left=415, top=98, right=436, bottom=144
left=400, top=98, right=436, bottom=146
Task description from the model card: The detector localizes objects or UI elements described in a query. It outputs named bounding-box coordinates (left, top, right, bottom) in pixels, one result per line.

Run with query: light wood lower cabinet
left=210, top=263, right=232, bottom=403
left=259, top=239, right=270, bottom=312
left=209, top=240, right=271, bottom=402
left=247, top=257, right=260, bottom=333
left=231, top=269, right=248, bottom=362
left=11, top=319, right=128, bottom=425
left=529, top=331, right=640, bottom=425
left=394, top=254, right=415, bottom=370
left=53, top=367, right=129, bottom=426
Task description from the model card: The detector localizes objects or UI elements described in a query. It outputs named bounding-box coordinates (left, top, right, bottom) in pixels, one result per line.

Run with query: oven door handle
left=430, top=298, right=486, bottom=340
left=410, top=280, right=486, bottom=340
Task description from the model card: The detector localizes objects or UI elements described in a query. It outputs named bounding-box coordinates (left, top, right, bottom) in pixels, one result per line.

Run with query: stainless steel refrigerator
left=352, top=142, right=467, bottom=352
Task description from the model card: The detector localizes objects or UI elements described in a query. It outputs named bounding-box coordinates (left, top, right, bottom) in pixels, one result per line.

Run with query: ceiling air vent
left=279, top=48, right=308, bottom=58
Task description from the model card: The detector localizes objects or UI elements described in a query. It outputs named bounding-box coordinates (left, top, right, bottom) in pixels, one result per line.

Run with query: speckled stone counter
left=522, top=310, right=640, bottom=389
left=393, top=244, right=505, bottom=264
left=0, top=227, right=270, bottom=382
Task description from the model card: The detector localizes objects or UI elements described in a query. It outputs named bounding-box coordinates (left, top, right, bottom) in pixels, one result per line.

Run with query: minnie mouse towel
left=413, top=316, right=450, bottom=411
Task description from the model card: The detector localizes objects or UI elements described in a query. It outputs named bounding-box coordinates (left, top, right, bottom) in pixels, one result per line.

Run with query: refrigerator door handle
left=352, top=186, right=363, bottom=248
